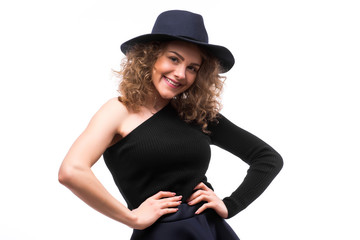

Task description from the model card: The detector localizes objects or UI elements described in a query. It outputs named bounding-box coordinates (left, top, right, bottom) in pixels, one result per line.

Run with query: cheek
left=153, top=57, right=170, bottom=72
left=152, top=68, right=157, bottom=78
left=181, top=77, right=197, bottom=93
left=152, top=64, right=164, bottom=81
left=188, top=75, right=197, bottom=86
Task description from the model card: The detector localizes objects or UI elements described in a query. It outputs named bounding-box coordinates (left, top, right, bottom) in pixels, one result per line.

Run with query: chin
left=157, top=90, right=178, bottom=100
left=160, top=94, right=176, bottom=100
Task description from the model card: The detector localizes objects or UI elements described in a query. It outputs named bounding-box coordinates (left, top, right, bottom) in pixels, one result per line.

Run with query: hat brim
left=120, top=34, right=234, bottom=73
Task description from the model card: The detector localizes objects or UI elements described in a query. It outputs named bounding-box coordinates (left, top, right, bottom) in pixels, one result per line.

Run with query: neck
left=144, top=94, right=170, bottom=114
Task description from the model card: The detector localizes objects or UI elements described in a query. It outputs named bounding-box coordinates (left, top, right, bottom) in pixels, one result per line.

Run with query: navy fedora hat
left=121, top=10, right=235, bottom=73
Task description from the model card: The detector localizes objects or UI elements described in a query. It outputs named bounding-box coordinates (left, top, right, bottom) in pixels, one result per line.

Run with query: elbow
left=58, top=163, right=79, bottom=187
left=251, top=146, right=284, bottom=174
left=58, top=164, right=71, bottom=186
left=266, top=146, right=283, bottom=174
left=274, top=152, right=284, bottom=174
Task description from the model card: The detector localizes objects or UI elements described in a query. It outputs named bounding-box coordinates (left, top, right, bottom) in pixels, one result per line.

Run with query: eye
left=169, top=56, right=179, bottom=63
left=187, top=65, right=199, bottom=73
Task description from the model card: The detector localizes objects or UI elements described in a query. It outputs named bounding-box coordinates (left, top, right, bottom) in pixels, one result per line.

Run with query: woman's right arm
left=58, top=98, right=181, bottom=230
left=58, top=98, right=138, bottom=227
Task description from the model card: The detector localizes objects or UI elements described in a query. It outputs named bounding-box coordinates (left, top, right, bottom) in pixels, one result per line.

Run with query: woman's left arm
left=188, top=114, right=283, bottom=218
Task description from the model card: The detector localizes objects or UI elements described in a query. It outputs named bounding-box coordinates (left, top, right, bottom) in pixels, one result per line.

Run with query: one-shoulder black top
left=103, top=104, right=283, bottom=218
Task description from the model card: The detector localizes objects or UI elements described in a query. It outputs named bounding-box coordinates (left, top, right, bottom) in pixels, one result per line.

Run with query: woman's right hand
left=130, top=191, right=182, bottom=230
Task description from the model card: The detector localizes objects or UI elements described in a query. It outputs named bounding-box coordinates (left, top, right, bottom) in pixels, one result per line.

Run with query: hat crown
left=151, top=10, right=209, bottom=43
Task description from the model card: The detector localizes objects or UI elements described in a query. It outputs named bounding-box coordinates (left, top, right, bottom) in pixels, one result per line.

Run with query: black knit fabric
left=103, top=103, right=283, bottom=218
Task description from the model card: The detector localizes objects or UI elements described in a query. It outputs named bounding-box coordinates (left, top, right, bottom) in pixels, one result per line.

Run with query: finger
left=153, top=191, right=176, bottom=199
left=195, top=202, right=212, bottom=215
left=187, top=190, right=206, bottom=202
left=160, top=207, right=179, bottom=215
left=188, top=194, right=212, bottom=205
left=159, top=195, right=182, bottom=203
left=160, top=200, right=182, bottom=209
left=193, top=182, right=210, bottom=191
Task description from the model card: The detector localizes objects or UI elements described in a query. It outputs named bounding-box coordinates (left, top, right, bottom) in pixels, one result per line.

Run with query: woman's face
left=152, top=41, right=202, bottom=101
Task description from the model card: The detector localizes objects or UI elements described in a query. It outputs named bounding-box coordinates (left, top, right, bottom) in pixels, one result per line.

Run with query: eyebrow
left=169, top=51, right=201, bottom=67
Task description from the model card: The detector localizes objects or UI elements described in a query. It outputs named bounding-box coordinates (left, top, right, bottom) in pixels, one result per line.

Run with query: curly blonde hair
left=114, top=41, right=226, bottom=133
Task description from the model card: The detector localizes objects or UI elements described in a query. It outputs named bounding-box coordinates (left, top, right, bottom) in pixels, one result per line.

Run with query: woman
left=59, top=10, right=283, bottom=239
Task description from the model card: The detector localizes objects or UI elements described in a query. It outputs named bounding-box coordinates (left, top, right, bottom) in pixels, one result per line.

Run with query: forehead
left=163, top=41, right=203, bottom=63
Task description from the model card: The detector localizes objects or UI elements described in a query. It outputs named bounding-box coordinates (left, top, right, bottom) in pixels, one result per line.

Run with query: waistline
left=158, top=202, right=213, bottom=223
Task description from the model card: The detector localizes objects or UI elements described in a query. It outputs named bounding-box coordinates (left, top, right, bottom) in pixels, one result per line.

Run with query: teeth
left=165, top=77, right=180, bottom=87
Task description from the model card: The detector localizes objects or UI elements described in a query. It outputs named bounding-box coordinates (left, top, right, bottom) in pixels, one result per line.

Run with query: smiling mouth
left=164, top=76, right=181, bottom=88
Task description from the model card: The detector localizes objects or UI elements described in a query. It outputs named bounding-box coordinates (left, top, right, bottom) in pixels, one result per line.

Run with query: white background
left=1, top=0, right=359, bottom=239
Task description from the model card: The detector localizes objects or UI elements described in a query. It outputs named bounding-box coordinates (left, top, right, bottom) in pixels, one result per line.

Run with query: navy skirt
left=130, top=203, right=240, bottom=240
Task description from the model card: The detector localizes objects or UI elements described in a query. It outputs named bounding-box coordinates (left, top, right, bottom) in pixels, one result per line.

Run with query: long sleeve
left=208, top=114, right=283, bottom=218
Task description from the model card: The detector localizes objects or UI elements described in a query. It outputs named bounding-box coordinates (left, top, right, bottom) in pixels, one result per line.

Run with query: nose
left=174, top=64, right=186, bottom=80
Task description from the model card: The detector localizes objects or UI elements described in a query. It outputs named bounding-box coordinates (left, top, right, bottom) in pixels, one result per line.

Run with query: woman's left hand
left=187, top=182, right=228, bottom=218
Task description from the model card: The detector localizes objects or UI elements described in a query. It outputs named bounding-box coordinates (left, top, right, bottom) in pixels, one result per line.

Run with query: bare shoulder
left=61, top=97, right=130, bottom=167
left=98, top=97, right=128, bottom=116
left=88, top=97, right=129, bottom=133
